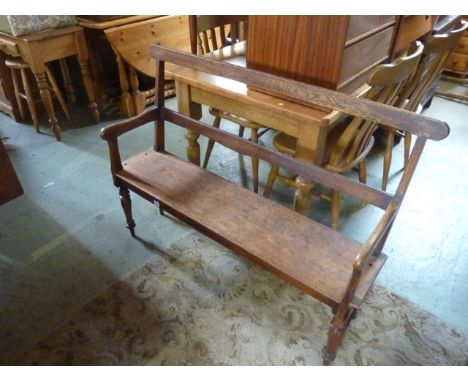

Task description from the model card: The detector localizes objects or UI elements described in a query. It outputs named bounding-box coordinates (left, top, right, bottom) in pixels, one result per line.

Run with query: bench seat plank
left=117, top=149, right=386, bottom=308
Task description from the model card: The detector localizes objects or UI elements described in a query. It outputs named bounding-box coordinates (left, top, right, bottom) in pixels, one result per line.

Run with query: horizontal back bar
left=164, top=108, right=393, bottom=210
left=150, top=45, right=449, bottom=141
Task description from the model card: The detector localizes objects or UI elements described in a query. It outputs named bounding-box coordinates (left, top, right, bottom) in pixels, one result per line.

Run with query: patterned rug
left=15, top=231, right=468, bottom=365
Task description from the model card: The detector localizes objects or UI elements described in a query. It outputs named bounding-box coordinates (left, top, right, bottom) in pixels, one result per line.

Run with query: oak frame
left=101, top=45, right=449, bottom=364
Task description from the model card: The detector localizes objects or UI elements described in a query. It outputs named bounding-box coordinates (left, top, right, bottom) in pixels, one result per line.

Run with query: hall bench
left=100, top=45, right=449, bottom=364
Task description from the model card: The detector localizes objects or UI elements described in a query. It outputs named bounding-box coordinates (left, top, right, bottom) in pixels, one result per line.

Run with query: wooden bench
left=100, top=45, right=449, bottom=364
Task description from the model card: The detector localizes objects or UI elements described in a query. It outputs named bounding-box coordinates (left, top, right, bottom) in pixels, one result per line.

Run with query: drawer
left=346, top=15, right=396, bottom=45
left=339, top=26, right=394, bottom=84
left=446, top=52, right=468, bottom=73
left=0, top=37, right=19, bottom=56
left=456, top=36, right=468, bottom=55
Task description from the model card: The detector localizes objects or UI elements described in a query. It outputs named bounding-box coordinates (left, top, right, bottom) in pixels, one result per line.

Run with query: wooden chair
left=381, top=20, right=468, bottom=191
left=262, top=42, right=424, bottom=230
left=189, top=15, right=265, bottom=193
left=5, top=57, right=70, bottom=134
left=100, top=44, right=448, bottom=364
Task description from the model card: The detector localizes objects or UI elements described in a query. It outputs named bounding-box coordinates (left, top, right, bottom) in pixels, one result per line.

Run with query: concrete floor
left=0, top=82, right=467, bottom=364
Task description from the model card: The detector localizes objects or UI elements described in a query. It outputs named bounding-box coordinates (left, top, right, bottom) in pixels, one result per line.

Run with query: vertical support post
left=154, top=58, right=165, bottom=152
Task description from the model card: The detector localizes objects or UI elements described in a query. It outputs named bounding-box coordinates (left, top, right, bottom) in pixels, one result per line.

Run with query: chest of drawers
left=246, top=16, right=433, bottom=110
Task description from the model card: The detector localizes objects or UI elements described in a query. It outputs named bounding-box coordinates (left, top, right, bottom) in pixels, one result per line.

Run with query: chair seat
left=209, top=107, right=263, bottom=129
left=5, top=57, right=30, bottom=69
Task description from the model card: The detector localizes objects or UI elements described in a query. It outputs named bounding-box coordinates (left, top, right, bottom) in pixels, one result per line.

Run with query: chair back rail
left=328, top=42, right=424, bottom=171
left=188, top=15, right=248, bottom=55
left=399, top=20, right=468, bottom=111
left=149, top=45, right=449, bottom=141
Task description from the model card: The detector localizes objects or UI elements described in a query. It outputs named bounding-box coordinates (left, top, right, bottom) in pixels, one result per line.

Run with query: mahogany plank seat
left=100, top=45, right=449, bottom=364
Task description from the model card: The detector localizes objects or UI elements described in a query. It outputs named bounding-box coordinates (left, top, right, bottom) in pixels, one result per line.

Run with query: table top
left=0, top=26, right=83, bottom=43
left=167, top=41, right=369, bottom=127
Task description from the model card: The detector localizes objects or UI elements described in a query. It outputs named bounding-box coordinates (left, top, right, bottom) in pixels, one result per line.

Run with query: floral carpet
left=16, top=231, right=468, bottom=365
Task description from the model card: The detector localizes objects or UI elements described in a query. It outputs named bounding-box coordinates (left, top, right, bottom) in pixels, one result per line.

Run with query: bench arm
left=353, top=201, right=398, bottom=271
left=100, top=107, right=158, bottom=141
left=100, top=107, right=159, bottom=177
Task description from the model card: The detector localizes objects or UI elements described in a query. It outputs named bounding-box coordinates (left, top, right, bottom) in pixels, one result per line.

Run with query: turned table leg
left=293, top=125, right=327, bottom=215
left=78, top=59, right=100, bottom=123
left=185, top=131, right=201, bottom=165
left=293, top=176, right=314, bottom=214
left=34, top=71, right=61, bottom=141
left=75, top=30, right=100, bottom=123
left=59, top=58, right=77, bottom=104
left=175, top=81, right=202, bottom=166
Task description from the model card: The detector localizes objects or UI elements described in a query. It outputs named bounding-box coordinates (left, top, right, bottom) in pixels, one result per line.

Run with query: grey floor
left=0, top=81, right=467, bottom=365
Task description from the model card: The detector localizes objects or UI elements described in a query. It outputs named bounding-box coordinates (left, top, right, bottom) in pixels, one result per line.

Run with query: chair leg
left=202, top=116, right=221, bottom=169
left=119, top=187, right=136, bottom=237
left=20, top=69, right=40, bottom=133
left=250, top=128, right=259, bottom=193
left=358, top=161, right=367, bottom=184
left=46, top=64, right=71, bottom=120
left=382, top=130, right=394, bottom=192
left=358, top=161, right=367, bottom=207
left=403, top=132, right=411, bottom=168
left=10, top=69, right=26, bottom=121
left=263, top=165, right=279, bottom=198
left=331, top=190, right=340, bottom=231
left=238, top=125, right=245, bottom=138
left=321, top=308, right=355, bottom=365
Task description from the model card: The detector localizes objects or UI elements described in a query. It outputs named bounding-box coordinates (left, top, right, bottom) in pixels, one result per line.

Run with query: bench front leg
left=119, top=187, right=136, bottom=237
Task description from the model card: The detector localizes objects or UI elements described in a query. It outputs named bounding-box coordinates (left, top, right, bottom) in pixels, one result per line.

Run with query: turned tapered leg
left=404, top=132, right=411, bottom=168
left=382, top=130, right=394, bottom=191
left=10, top=69, right=26, bottom=121
left=250, top=128, right=259, bottom=193
left=119, top=187, right=136, bottom=237
left=202, top=116, right=221, bottom=169
left=321, top=308, right=355, bottom=365
left=78, top=60, right=100, bottom=123
left=35, top=71, right=61, bottom=140
left=46, top=65, right=71, bottom=120
left=59, top=59, right=77, bottom=104
left=21, top=69, right=40, bottom=132
left=331, top=190, right=340, bottom=231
